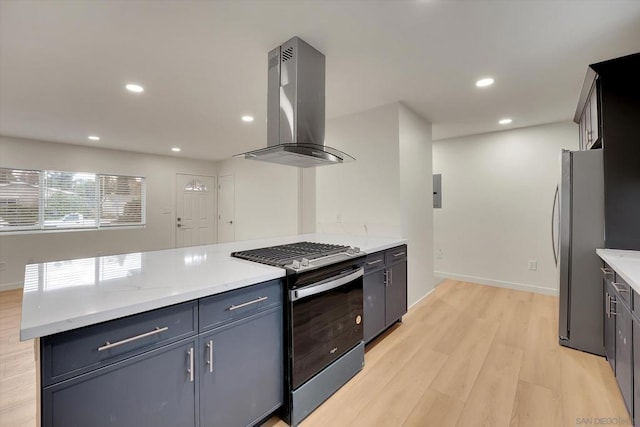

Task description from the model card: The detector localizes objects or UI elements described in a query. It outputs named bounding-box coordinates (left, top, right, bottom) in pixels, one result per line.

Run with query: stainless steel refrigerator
left=554, top=149, right=605, bottom=356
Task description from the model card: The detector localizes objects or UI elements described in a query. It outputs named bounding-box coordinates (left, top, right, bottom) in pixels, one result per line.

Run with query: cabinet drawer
left=614, top=273, right=632, bottom=305
left=385, top=245, right=407, bottom=265
left=199, top=279, right=282, bottom=332
left=42, top=301, right=197, bottom=386
left=364, top=251, right=385, bottom=273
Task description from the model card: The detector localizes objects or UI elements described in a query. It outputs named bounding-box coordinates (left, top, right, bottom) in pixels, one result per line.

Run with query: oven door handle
left=290, top=268, right=364, bottom=301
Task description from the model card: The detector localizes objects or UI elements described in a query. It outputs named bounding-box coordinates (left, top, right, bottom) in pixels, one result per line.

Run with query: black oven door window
left=291, top=277, right=363, bottom=390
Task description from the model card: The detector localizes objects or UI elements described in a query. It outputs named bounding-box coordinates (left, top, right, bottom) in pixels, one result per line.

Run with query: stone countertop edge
left=20, top=234, right=408, bottom=340
left=596, top=248, right=640, bottom=294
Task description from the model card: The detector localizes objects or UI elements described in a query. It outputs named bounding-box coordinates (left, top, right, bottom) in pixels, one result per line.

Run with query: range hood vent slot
left=282, top=46, right=294, bottom=62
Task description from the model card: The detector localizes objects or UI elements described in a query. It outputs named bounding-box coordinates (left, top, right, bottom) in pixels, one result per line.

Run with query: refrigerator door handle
left=551, top=184, right=559, bottom=266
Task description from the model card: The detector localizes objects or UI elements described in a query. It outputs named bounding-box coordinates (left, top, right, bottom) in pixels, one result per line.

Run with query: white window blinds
left=0, top=167, right=146, bottom=233
left=99, top=175, right=145, bottom=227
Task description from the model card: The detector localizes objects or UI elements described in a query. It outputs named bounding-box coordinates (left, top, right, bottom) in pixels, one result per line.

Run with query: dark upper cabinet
left=575, top=53, right=640, bottom=250
left=576, top=76, right=600, bottom=151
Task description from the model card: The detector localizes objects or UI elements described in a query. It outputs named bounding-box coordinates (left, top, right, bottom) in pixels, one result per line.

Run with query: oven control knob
left=347, top=248, right=355, bottom=255
left=353, top=247, right=361, bottom=254
left=301, top=258, right=310, bottom=267
left=292, top=260, right=301, bottom=270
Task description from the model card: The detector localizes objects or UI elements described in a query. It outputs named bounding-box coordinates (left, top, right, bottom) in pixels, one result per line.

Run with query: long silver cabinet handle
left=610, top=298, right=618, bottom=316
left=97, top=326, right=169, bottom=352
left=207, top=340, right=213, bottom=373
left=367, top=259, right=383, bottom=266
left=600, top=267, right=614, bottom=275
left=228, top=296, right=268, bottom=311
left=392, top=252, right=406, bottom=257
left=606, top=293, right=610, bottom=318
left=291, top=269, right=364, bottom=301
left=612, top=282, right=629, bottom=293
left=187, top=347, right=194, bottom=382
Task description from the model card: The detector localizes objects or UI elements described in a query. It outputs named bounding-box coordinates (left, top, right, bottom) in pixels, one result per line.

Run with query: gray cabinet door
left=199, top=306, right=283, bottom=427
left=363, top=269, right=386, bottom=343
left=44, top=338, right=197, bottom=427
left=605, top=282, right=616, bottom=372
left=385, top=261, right=407, bottom=326
left=633, top=317, right=639, bottom=427
left=616, top=300, right=633, bottom=414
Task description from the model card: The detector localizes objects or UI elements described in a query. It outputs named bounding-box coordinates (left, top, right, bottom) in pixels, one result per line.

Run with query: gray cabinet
left=634, top=315, right=639, bottom=427
left=363, top=269, right=386, bottom=343
left=577, top=78, right=600, bottom=150
left=385, top=260, right=407, bottom=326
left=605, top=279, right=617, bottom=371
left=199, top=307, right=283, bottom=427
left=41, top=279, right=284, bottom=427
left=617, top=298, right=633, bottom=414
left=44, top=338, right=197, bottom=427
left=363, top=245, right=408, bottom=344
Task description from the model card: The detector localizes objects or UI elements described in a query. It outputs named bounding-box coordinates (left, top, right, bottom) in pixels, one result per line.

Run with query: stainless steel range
left=232, top=242, right=366, bottom=426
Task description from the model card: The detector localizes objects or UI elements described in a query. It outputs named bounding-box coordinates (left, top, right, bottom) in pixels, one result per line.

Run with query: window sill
left=0, top=225, right=146, bottom=236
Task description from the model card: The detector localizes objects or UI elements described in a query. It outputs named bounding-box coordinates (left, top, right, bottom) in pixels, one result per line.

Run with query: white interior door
left=218, top=174, right=235, bottom=243
left=176, top=174, right=216, bottom=248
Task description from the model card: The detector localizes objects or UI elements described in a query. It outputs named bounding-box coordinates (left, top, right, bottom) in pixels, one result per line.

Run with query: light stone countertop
left=20, top=233, right=407, bottom=340
left=596, top=248, right=640, bottom=294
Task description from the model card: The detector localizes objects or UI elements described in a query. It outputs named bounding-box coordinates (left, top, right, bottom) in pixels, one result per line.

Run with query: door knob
left=177, top=224, right=181, bottom=228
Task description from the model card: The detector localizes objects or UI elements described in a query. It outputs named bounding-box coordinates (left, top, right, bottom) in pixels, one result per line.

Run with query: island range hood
left=237, top=37, right=355, bottom=168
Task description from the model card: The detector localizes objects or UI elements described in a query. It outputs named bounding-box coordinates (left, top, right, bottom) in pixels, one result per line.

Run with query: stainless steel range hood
left=238, top=37, right=355, bottom=168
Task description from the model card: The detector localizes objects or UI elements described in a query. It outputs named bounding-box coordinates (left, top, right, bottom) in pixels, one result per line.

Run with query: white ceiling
left=1, top=1, right=639, bottom=161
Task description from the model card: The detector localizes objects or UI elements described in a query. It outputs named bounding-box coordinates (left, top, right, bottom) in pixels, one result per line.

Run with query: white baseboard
left=408, top=287, right=436, bottom=310
left=0, top=281, right=23, bottom=292
left=434, top=271, right=558, bottom=296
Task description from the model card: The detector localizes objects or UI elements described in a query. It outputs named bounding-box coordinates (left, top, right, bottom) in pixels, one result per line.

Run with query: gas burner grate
left=231, top=242, right=350, bottom=267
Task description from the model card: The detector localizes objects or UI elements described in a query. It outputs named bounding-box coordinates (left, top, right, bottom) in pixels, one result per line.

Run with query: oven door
left=289, top=268, right=364, bottom=390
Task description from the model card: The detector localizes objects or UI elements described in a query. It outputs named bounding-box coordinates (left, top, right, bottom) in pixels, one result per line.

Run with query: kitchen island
left=20, top=233, right=407, bottom=427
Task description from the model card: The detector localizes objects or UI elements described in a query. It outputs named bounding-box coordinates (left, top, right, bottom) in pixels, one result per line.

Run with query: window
left=0, top=168, right=146, bottom=233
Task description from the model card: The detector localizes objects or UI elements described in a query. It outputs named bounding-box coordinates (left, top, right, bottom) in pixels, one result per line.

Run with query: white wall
left=317, top=103, right=401, bottom=236
left=0, top=135, right=217, bottom=289
left=432, top=121, right=579, bottom=294
left=318, top=103, right=434, bottom=307
left=399, top=105, right=434, bottom=306
left=216, top=157, right=299, bottom=241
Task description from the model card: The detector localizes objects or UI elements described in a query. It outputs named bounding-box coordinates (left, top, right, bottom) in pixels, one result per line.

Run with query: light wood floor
left=0, top=280, right=630, bottom=427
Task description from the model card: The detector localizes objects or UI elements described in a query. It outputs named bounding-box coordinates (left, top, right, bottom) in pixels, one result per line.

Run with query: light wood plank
left=0, top=280, right=631, bottom=427
left=510, top=380, right=562, bottom=427
left=455, top=343, right=523, bottom=427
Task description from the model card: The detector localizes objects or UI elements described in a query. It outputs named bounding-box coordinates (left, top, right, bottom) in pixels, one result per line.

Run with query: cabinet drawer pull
left=366, top=259, right=383, bottom=266
left=612, top=282, right=629, bottom=293
left=600, top=267, right=613, bottom=276
left=206, top=340, right=213, bottom=373
left=228, top=296, right=268, bottom=311
left=392, top=252, right=406, bottom=257
left=187, top=347, right=194, bottom=382
left=97, top=326, right=169, bottom=352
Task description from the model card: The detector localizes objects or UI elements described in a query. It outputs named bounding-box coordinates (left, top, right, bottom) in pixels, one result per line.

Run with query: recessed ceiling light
left=88, top=135, right=100, bottom=141
left=171, top=147, right=181, bottom=152
left=125, top=83, right=144, bottom=93
left=499, top=118, right=513, bottom=125
left=241, top=115, right=254, bottom=123
left=476, top=78, right=495, bottom=88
